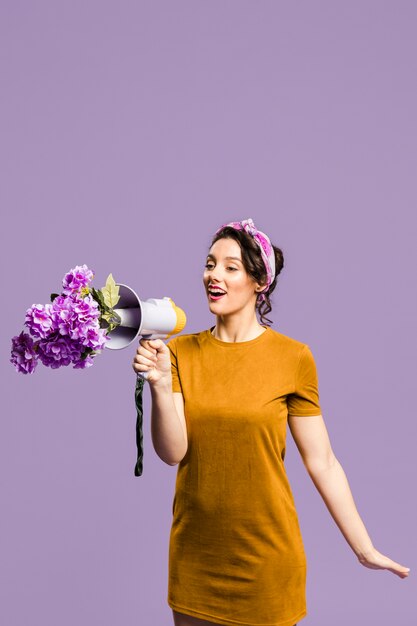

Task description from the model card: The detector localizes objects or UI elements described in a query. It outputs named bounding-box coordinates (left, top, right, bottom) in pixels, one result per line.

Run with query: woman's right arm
left=149, top=381, right=187, bottom=465
left=133, top=338, right=188, bottom=466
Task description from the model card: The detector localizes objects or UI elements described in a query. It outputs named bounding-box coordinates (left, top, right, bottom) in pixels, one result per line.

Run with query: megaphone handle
left=134, top=374, right=146, bottom=476
left=134, top=334, right=157, bottom=474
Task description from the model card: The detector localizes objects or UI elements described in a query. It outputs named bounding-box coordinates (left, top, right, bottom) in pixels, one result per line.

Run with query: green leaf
left=91, top=287, right=105, bottom=308
left=91, top=288, right=112, bottom=321
left=101, top=273, right=120, bottom=308
left=50, top=293, right=59, bottom=302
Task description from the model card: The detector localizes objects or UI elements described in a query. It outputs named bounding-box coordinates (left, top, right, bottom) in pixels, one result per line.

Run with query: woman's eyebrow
left=207, top=254, right=242, bottom=262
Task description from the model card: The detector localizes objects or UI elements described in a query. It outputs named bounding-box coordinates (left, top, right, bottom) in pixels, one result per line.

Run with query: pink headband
left=215, top=217, right=276, bottom=302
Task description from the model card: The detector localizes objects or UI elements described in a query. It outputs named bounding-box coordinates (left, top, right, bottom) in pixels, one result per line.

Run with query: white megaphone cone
left=104, top=283, right=186, bottom=380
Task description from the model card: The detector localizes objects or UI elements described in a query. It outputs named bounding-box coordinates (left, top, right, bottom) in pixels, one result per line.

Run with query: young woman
left=132, top=218, right=410, bottom=626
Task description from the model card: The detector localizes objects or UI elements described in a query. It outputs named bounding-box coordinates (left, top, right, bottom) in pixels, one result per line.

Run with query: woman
left=132, top=218, right=410, bottom=626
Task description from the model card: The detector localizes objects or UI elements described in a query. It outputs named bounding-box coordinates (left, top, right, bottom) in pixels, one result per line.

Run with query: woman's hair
left=208, top=226, right=285, bottom=326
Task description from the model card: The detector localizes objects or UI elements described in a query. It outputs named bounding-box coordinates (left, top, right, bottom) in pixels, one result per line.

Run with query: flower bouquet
left=10, top=265, right=122, bottom=374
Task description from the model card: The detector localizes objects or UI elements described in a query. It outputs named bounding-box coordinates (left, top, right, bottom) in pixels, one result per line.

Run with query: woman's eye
left=204, top=264, right=237, bottom=271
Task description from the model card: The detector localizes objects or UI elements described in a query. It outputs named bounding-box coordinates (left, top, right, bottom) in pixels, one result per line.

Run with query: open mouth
left=208, top=290, right=227, bottom=301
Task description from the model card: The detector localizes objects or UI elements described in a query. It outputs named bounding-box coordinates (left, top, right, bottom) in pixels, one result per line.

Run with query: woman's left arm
left=288, top=414, right=411, bottom=579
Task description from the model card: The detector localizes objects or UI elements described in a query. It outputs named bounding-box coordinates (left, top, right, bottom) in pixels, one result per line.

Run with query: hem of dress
left=168, top=599, right=307, bottom=626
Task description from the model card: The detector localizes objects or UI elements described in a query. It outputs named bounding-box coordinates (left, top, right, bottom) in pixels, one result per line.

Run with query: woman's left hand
left=357, top=547, right=410, bottom=578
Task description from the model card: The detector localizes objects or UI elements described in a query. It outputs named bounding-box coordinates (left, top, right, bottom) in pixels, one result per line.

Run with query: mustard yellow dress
left=166, top=325, right=322, bottom=626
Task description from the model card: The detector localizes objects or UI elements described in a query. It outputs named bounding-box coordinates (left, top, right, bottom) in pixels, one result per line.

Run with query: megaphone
left=105, top=283, right=186, bottom=380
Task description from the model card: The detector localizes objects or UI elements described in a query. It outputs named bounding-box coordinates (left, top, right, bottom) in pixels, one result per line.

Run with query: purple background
left=1, top=2, right=416, bottom=625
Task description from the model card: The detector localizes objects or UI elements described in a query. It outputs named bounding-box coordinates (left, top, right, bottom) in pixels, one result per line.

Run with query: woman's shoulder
left=165, top=329, right=207, bottom=350
left=266, top=326, right=312, bottom=354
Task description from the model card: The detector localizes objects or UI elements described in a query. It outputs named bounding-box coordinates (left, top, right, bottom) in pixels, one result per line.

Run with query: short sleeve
left=287, top=344, right=322, bottom=416
left=166, top=337, right=183, bottom=393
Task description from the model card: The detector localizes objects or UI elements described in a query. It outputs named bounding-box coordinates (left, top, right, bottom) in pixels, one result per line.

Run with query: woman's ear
left=254, top=281, right=267, bottom=293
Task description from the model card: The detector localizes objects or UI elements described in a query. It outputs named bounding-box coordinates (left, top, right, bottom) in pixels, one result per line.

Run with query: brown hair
left=208, top=226, right=284, bottom=326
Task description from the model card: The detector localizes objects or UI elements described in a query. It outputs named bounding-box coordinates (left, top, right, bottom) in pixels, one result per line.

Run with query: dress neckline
left=206, top=325, right=271, bottom=347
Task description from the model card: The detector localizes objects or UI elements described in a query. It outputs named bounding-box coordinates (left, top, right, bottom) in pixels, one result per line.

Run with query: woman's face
left=203, top=237, right=264, bottom=315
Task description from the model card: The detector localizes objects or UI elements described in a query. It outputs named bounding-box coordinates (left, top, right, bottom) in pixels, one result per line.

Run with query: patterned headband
left=214, top=217, right=276, bottom=302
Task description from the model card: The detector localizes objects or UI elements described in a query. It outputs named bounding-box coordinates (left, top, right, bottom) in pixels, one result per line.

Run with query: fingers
left=358, top=548, right=411, bottom=579
left=132, top=338, right=168, bottom=374
left=139, top=338, right=157, bottom=359
left=387, top=564, right=411, bottom=579
left=374, top=549, right=410, bottom=575
left=387, top=560, right=411, bottom=577
left=132, top=341, right=158, bottom=374
left=146, top=338, right=166, bottom=352
left=132, top=359, right=155, bottom=375
left=133, top=351, right=157, bottom=369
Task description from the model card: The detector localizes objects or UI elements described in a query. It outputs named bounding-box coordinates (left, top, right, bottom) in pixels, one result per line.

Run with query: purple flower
left=80, top=326, right=110, bottom=350
left=25, top=303, right=56, bottom=339
left=36, top=336, right=85, bottom=369
left=10, top=331, right=39, bottom=374
left=62, top=264, right=95, bottom=296
left=72, top=294, right=100, bottom=325
left=51, top=294, right=100, bottom=340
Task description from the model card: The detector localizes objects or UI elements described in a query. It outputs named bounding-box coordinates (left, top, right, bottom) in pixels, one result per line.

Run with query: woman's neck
left=211, top=319, right=266, bottom=343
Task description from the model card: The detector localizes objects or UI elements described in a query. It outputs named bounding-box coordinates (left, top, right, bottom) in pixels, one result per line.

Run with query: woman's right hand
left=132, top=337, right=172, bottom=386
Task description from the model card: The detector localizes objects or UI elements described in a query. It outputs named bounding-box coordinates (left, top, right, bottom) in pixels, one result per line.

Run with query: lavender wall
left=1, top=2, right=415, bottom=625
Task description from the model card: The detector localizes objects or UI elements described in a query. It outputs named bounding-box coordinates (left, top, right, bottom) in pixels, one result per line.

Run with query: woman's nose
left=207, top=270, right=223, bottom=283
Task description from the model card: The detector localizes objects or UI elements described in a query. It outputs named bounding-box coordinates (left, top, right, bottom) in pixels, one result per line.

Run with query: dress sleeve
left=166, top=337, right=183, bottom=393
left=287, top=344, right=322, bottom=416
